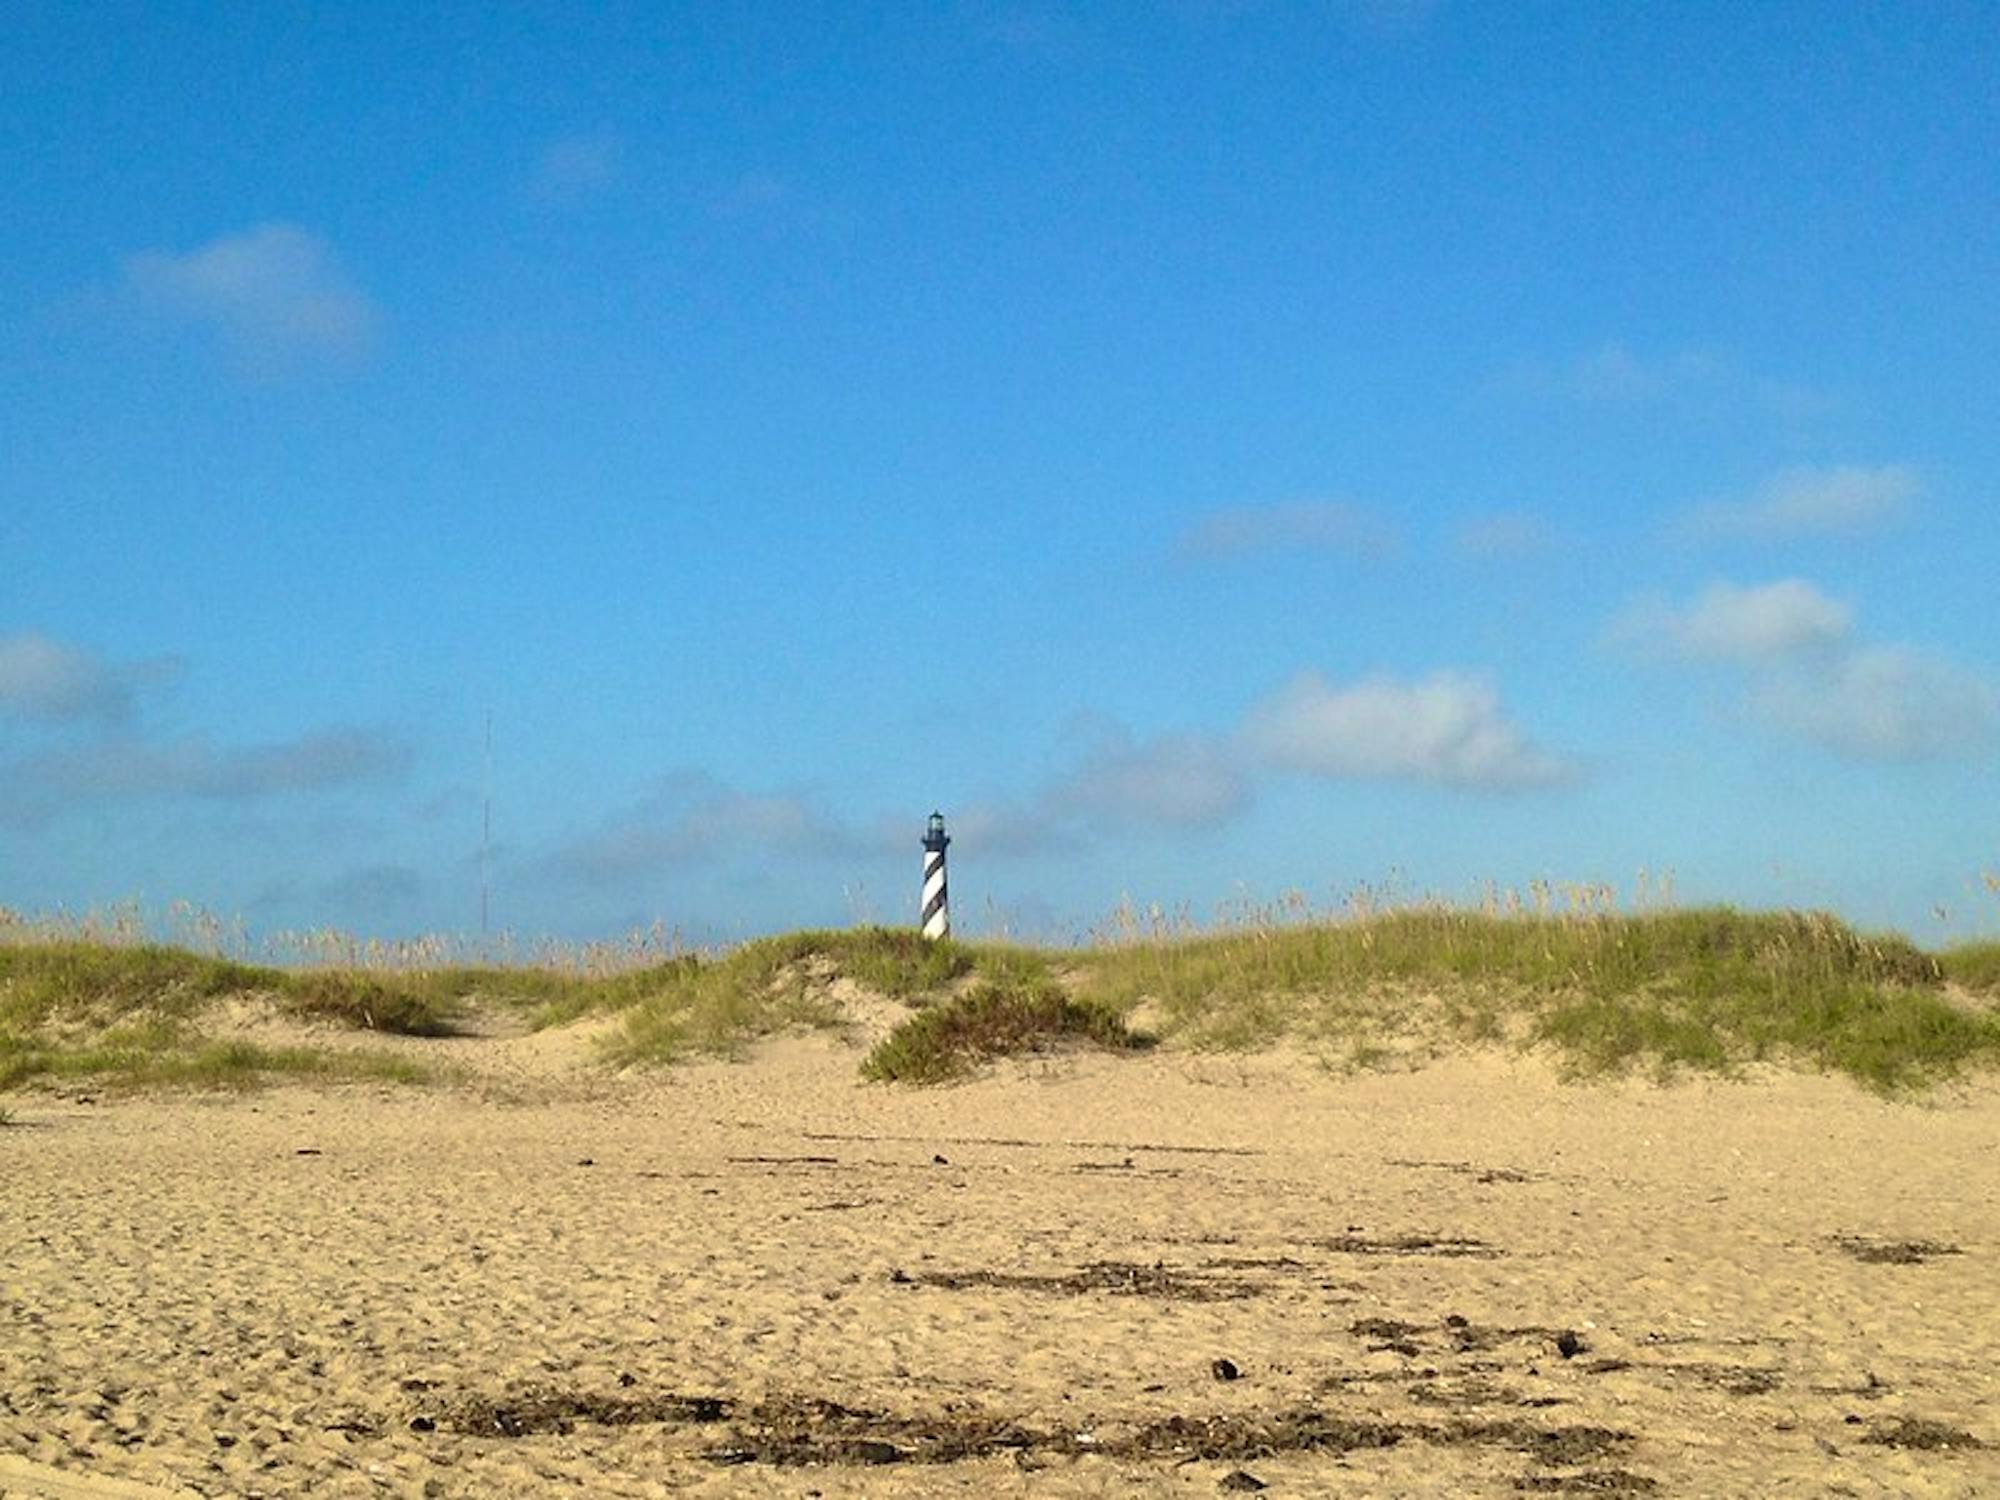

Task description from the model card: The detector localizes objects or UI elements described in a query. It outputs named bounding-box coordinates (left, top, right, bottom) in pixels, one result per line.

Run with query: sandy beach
left=3, top=1020, right=1996, bottom=1498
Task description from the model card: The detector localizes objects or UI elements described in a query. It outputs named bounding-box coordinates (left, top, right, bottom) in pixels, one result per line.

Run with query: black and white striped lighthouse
left=920, top=811, right=951, bottom=941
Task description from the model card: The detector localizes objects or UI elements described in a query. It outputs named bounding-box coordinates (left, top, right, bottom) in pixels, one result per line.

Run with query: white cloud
left=1042, top=729, right=1251, bottom=829
left=1686, top=464, right=1919, bottom=540
left=1750, top=647, right=1998, bottom=762
left=548, top=669, right=1578, bottom=877
left=120, top=223, right=381, bottom=368
left=1608, top=579, right=1997, bottom=763
left=1240, top=671, right=1575, bottom=789
left=1612, top=580, right=1853, bottom=664
left=550, top=773, right=879, bottom=883
left=897, top=734, right=1247, bottom=858
left=1174, top=500, right=1396, bottom=562
left=0, top=633, right=180, bottom=724
left=195, top=729, right=412, bottom=796
left=530, top=131, right=620, bottom=200
left=0, top=728, right=412, bottom=828
left=943, top=803, right=1072, bottom=858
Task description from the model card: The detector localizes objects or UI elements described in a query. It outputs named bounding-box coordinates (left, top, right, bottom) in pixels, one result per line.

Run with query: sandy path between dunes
left=2, top=1035, right=1997, bottom=1498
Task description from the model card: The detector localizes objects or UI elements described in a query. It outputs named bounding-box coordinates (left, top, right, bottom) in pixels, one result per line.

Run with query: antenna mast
left=480, top=710, right=492, bottom=937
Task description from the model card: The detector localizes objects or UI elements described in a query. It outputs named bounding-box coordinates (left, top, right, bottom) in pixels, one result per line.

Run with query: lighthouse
left=920, top=811, right=951, bottom=941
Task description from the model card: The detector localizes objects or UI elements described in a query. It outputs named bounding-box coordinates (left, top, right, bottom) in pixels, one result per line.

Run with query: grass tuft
left=861, top=978, right=1139, bottom=1085
left=1941, top=942, right=2000, bottom=994
left=279, top=972, right=463, bottom=1036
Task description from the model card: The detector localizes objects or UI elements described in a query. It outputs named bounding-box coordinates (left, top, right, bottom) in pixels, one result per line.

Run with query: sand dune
left=3, top=1024, right=1996, bottom=1497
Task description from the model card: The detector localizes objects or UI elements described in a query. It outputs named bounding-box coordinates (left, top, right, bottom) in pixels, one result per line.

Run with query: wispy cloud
left=940, top=802, right=1073, bottom=858
left=1682, top=464, right=1919, bottom=541
left=242, top=860, right=430, bottom=932
left=0, top=728, right=412, bottom=828
left=1610, top=579, right=1996, bottom=762
left=315, top=863, right=426, bottom=920
left=0, top=633, right=181, bottom=725
left=1174, top=500, right=1395, bottom=562
left=547, top=658, right=1579, bottom=883
left=1550, top=342, right=1720, bottom=404
left=1504, top=343, right=1837, bottom=423
left=549, top=772, right=881, bottom=883
left=529, top=131, right=621, bottom=201
left=1750, top=647, right=1998, bottom=761
left=197, top=729, right=412, bottom=796
left=1041, top=728, right=1252, bottom=829
left=119, top=223, right=381, bottom=370
left=1609, top=579, right=1853, bottom=664
left=1504, top=341, right=1720, bottom=405
left=1, top=630, right=412, bottom=826
left=1454, top=509, right=1553, bottom=561
left=1239, top=671, right=1576, bottom=790
left=966, top=681, right=1566, bottom=844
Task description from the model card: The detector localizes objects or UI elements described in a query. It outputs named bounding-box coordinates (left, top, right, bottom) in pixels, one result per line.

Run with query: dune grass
left=0, top=941, right=470, bottom=1037
left=0, top=943, right=281, bottom=1032
left=0, top=923, right=980, bottom=1088
left=1061, top=907, right=1995, bottom=1090
left=599, top=927, right=977, bottom=1065
left=1070, top=907, right=1938, bottom=1006
left=0, top=1024, right=429, bottom=1092
left=0, top=942, right=449, bottom=1093
left=5, top=906, right=1997, bottom=1095
left=860, top=977, right=1139, bottom=1084
left=1941, top=941, right=2000, bottom=994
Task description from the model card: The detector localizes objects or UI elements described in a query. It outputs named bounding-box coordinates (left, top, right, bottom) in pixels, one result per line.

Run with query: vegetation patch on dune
left=5, top=906, right=1999, bottom=1095
left=0, top=1026, right=428, bottom=1092
left=0, top=941, right=465, bottom=1037
left=0, top=942, right=445, bottom=1092
left=1071, top=908, right=1939, bottom=1012
left=0, top=943, right=280, bottom=1031
left=0, top=922, right=990, bottom=1089
left=602, top=927, right=976, bottom=1065
left=861, top=978, right=1140, bottom=1084
left=1066, top=908, right=1998, bottom=1092
left=1941, top=941, right=2000, bottom=994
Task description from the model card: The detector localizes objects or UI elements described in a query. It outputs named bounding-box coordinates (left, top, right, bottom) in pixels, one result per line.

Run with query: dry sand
left=2, top=1013, right=1997, bottom=1498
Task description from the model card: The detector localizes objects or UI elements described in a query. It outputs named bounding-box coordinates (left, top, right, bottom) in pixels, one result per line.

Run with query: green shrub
left=279, top=972, right=461, bottom=1036
left=861, top=980, right=1139, bottom=1085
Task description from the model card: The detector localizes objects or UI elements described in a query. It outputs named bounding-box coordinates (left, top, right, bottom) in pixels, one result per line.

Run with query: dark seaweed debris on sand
left=1861, top=1416, right=1985, bottom=1451
left=1831, top=1235, right=1963, bottom=1265
left=429, top=1383, right=1641, bottom=1474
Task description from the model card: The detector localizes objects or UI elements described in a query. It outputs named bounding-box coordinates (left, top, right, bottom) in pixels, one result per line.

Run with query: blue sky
left=4, top=2, right=1997, bottom=946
